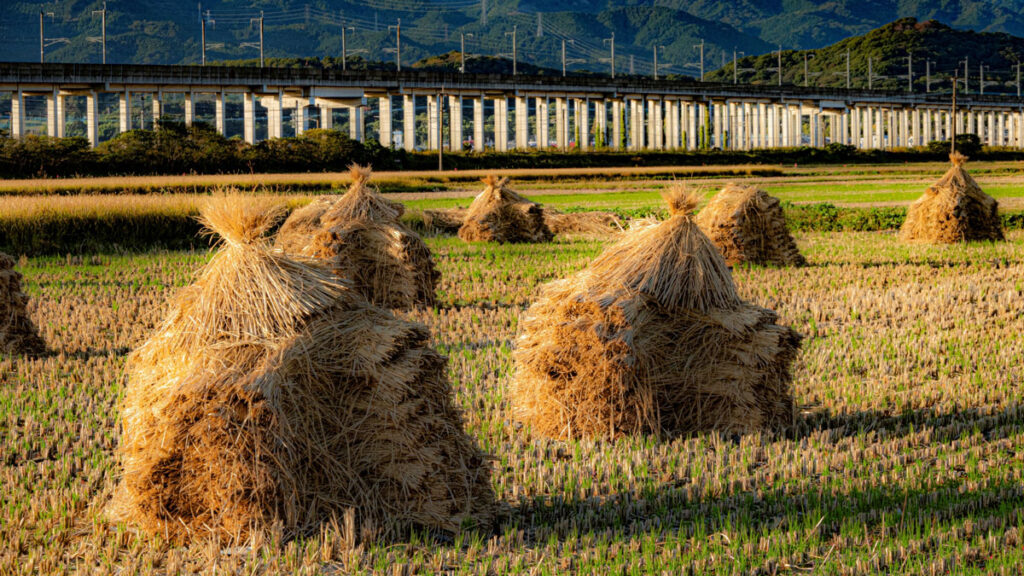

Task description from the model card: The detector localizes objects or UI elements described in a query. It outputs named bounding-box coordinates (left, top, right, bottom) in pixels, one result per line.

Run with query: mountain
left=705, top=18, right=1024, bottom=94
left=4, top=1, right=1024, bottom=82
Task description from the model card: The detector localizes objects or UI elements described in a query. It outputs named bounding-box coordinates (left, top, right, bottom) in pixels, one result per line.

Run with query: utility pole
left=438, top=90, right=444, bottom=171
left=926, top=60, right=933, bottom=92
left=1016, top=63, right=1022, bottom=97
left=803, top=52, right=814, bottom=87
left=258, top=11, right=264, bottom=67
left=506, top=25, right=517, bottom=75
left=962, top=57, right=969, bottom=94
left=201, top=15, right=206, bottom=65
left=603, top=33, right=615, bottom=78
left=629, top=55, right=634, bottom=75
left=775, top=45, right=783, bottom=86
left=92, top=3, right=107, bottom=64
left=461, top=32, right=473, bottom=74
left=980, top=64, right=989, bottom=94
left=561, top=38, right=574, bottom=77
left=846, top=49, right=851, bottom=89
left=389, top=19, right=401, bottom=71
left=868, top=57, right=873, bottom=90
left=694, top=39, right=705, bottom=81
left=341, top=26, right=355, bottom=71
left=653, top=45, right=659, bottom=80
left=905, top=52, right=912, bottom=92
left=733, top=49, right=744, bottom=84
left=39, top=11, right=45, bottom=63
left=951, top=72, right=958, bottom=154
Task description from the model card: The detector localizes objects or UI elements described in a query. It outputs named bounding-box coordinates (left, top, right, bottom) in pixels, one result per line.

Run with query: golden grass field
left=2, top=222, right=1024, bottom=574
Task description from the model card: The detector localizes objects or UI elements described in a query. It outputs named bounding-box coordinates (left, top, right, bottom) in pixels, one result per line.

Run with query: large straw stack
left=458, top=176, right=554, bottom=243
left=112, top=196, right=494, bottom=542
left=276, top=166, right=439, bottom=309
left=899, top=153, right=1004, bottom=243
left=512, top=187, right=802, bottom=441
left=0, top=253, right=45, bottom=355
left=696, top=184, right=806, bottom=266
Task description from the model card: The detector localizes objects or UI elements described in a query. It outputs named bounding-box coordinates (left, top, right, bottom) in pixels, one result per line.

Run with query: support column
left=686, top=101, right=697, bottom=149
left=320, top=106, right=333, bottom=131
left=427, top=95, right=439, bottom=150
left=536, top=97, right=549, bottom=149
left=578, top=98, right=590, bottom=150
left=403, top=94, right=416, bottom=151
left=447, top=95, right=461, bottom=151
left=267, top=92, right=283, bottom=140
left=596, top=100, right=607, bottom=148
left=555, top=96, right=567, bottom=149
left=473, top=96, right=484, bottom=152
left=923, top=109, right=933, bottom=145
left=780, top=104, right=790, bottom=148
left=152, top=92, right=163, bottom=126
left=183, top=92, right=194, bottom=128
left=294, top=103, right=308, bottom=136
left=243, top=93, right=256, bottom=144
left=215, top=92, right=225, bottom=135
left=987, top=112, right=996, bottom=146
left=55, top=92, right=65, bottom=138
left=839, top=109, right=849, bottom=146
left=119, top=90, right=133, bottom=133
left=886, top=108, right=894, bottom=149
left=611, top=100, right=623, bottom=149
left=350, top=106, right=364, bottom=142
left=793, top=105, right=803, bottom=147
left=494, top=97, right=508, bottom=152
left=10, top=89, right=24, bottom=138
left=46, top=89, right=59, bottom=137
left=756, top=102, right=767, bottom=148
left=911, top=109, right=920, bottom=147
left=379, top=96, right=392, bottom=148
left=515, top=95, right=529, bottom=150
left=86, top=92, right=99, bottom=147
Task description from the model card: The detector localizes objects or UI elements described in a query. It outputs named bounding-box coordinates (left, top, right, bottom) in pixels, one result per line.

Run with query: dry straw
left=511, top=185, right=802, bottom=440
left=899, top=152, right=1004, bottom=243
left=458, top=176, right=554, bottom=243
left=696, top=184, right=806, bottom=266
left=276, top=165, right=439, bottom=309
left=543, top=209, right=623, bottom=236
left=111, top=194, right=494, bottom=543
left=0, top=253, right=45, bottom=355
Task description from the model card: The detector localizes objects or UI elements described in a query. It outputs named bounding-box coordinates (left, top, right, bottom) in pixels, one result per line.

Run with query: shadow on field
left=507, top=403, right=1024, bottom=546
left=792, top=402, right=1023, bottom=444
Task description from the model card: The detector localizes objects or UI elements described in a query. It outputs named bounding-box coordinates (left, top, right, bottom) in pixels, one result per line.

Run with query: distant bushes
left=1, top=126, right=1023, bottom=179
left=4, top=199, right=1022, bottom=256
left=0, top=123, right=397, bottom=179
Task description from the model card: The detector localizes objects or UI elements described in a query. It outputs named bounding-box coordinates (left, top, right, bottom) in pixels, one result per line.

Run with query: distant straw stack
left=0, top=253, right=45, bottom=355
left=899, top=152, right=1004, bottom=243
left=696, top=184, right=806, bottom=266
left=543, top=208, right=623, bottom=237
left=112, top=195, right=494, bottom=543
left=276, top=166, right=440, bottom=309
left=511, top=186, right=802, bottom=441
left=458, top=176, right=554, bottom=243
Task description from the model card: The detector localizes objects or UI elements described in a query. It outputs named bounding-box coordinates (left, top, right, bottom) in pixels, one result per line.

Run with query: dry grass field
left=2, top=223, right=1023, bottom=574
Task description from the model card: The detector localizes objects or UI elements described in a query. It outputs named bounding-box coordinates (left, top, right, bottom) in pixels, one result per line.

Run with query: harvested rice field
left=2, top=223, right=1023, bottom=574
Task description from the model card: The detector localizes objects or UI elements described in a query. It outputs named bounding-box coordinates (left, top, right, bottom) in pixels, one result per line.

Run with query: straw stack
left=112, top=195, right=494, bottom=542
left=696, top=184, right=806, bottom=266
left=276, top=166, right=440, bottom=309
left=899, top=153, right=1004, bottom=243
left=0, top=253, right=45, bottom=355
left=458, top=176, right=553, bottom=243
left=511, top=186, right=802, bottom=440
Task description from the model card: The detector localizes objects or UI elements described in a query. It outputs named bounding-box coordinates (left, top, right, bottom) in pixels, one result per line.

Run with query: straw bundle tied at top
left=275, top=165, right=439, bottom=309
left=0, top=252, right=46, bottom=355
left=511, top=185, right=801, bottom=440
left=695, top=184, right=806, bottom=267
left=899, top=153, right=1004, bottom=243
left=458, top=175, right=554, bottom=243
left=112, top=194, right=493, bottom=543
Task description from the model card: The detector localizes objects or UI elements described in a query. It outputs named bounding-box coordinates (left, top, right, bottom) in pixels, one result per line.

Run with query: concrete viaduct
left=2, top=62, right=1024, bottom=151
